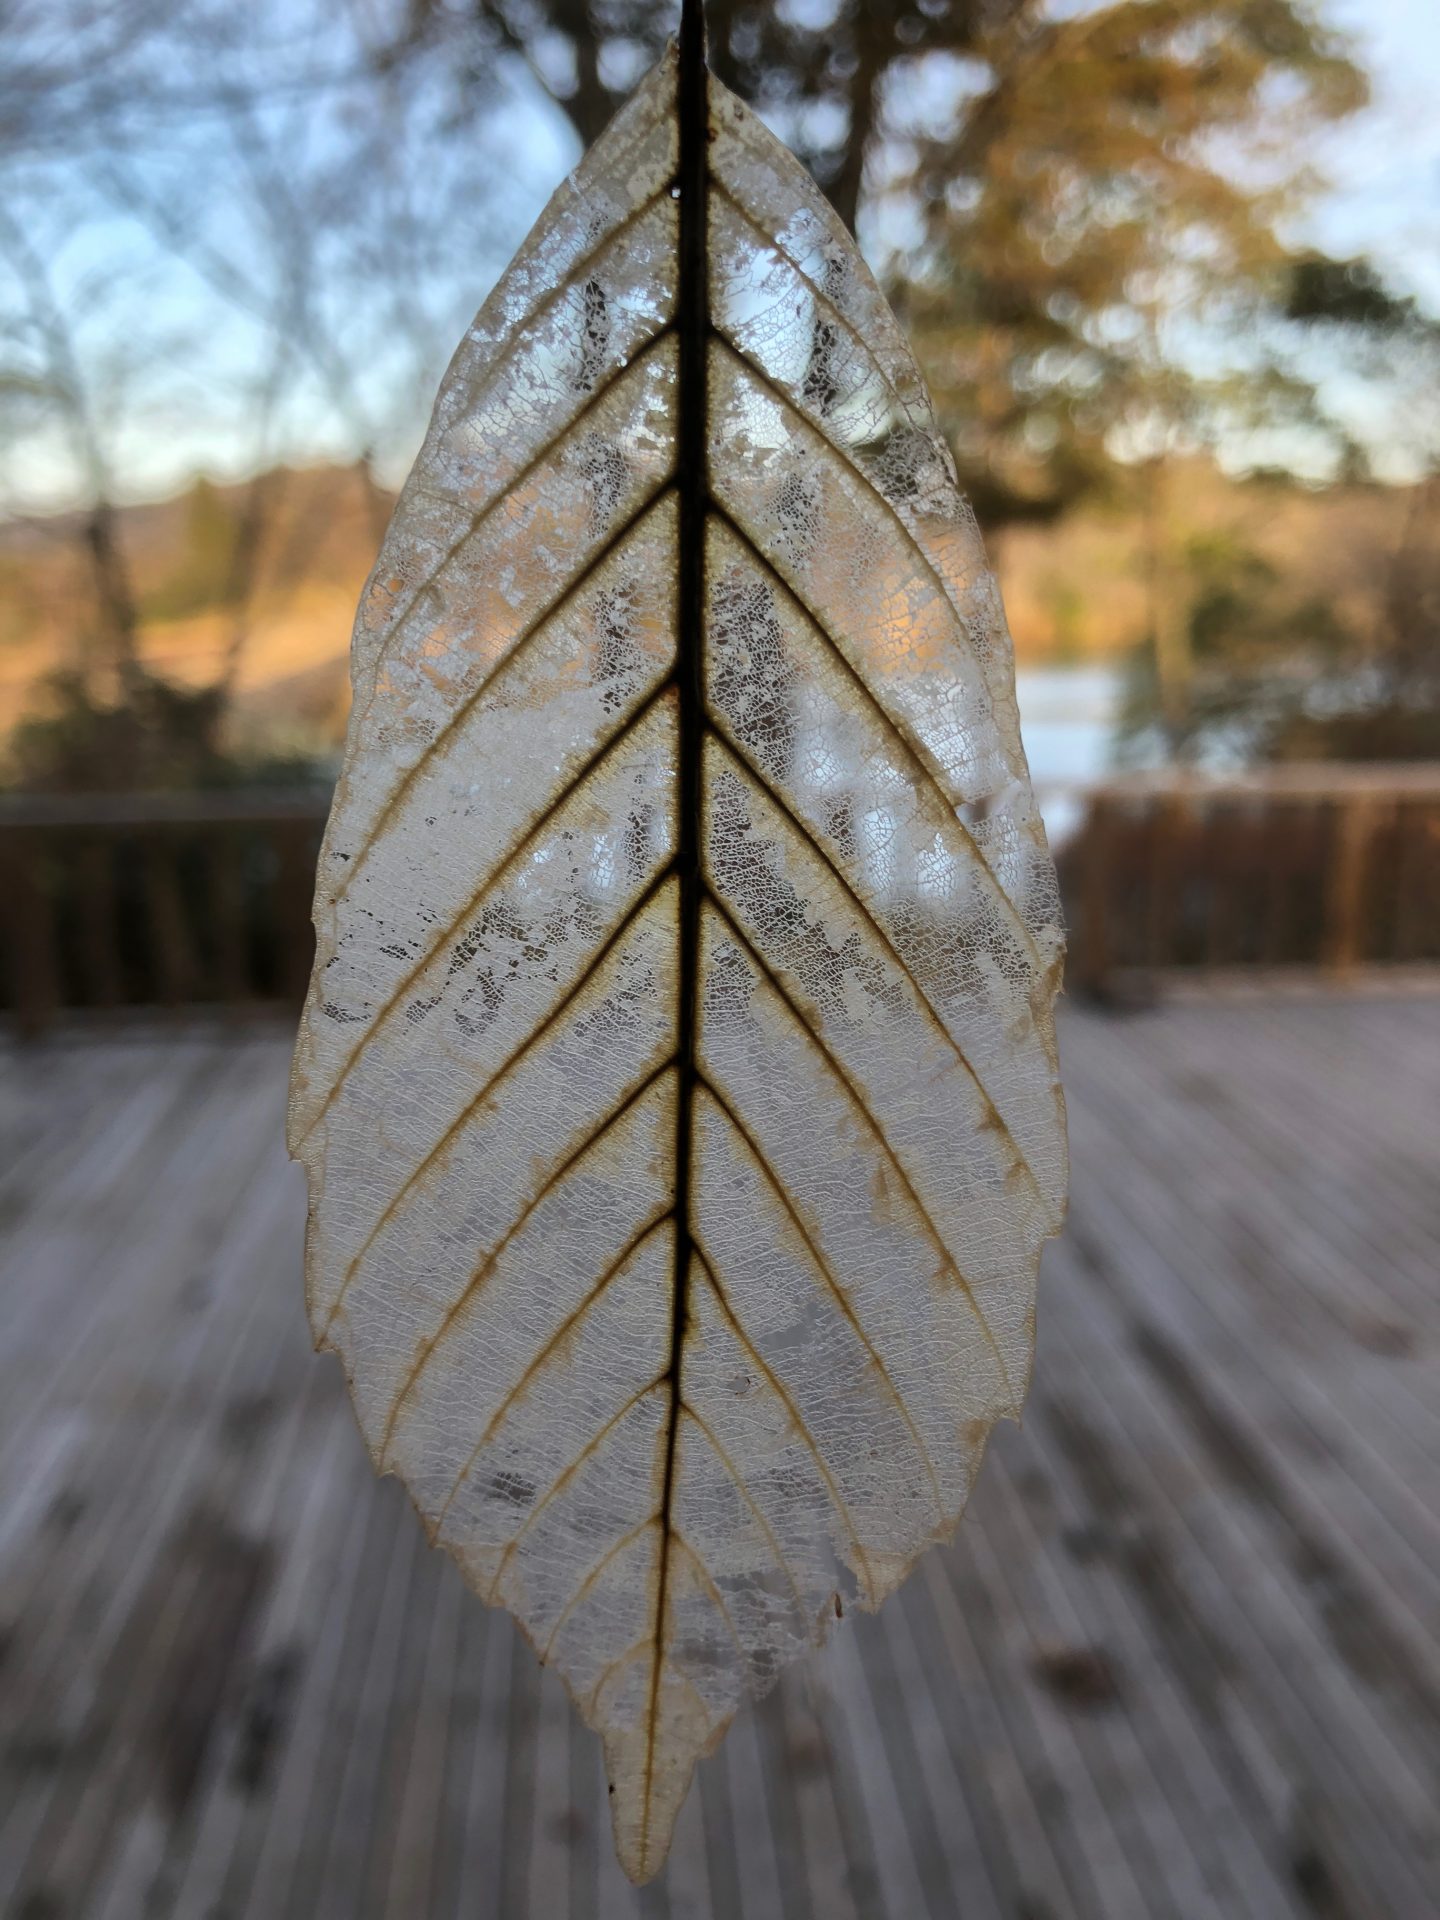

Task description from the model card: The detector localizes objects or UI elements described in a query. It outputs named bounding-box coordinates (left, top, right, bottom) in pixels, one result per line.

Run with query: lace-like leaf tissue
left=288, top=2, right=1067, bottom=1883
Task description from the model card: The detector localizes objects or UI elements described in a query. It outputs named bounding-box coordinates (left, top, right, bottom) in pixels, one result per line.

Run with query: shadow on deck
left=1, top=996, right=1436, bottom=1919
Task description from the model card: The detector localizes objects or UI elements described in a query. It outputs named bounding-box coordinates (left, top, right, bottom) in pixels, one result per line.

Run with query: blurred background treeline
left=8, top=22, right=1440, bottom=1920
left=0, top=0, right=1436, bottom=795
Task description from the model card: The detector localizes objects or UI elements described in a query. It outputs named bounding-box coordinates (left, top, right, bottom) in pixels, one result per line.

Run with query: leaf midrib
left=644, top=0, right=710, bottom=1847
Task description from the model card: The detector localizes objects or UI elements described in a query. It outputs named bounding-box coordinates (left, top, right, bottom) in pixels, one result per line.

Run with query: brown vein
left=317, top=870, right=679, bottom=1339
left=717, top=331, right=943, bottom=569
left=381, top=1061, right=674, bottom=1458
left=542, top=1514, right=661, bottom=1664
left=583, top=1631, right=710, bottom=1726
left=329, top=465, right=677, bottom=918
left=639, top=1416, right=676, bottom=1870
left=359, top=323, right=676, bottom=694
left=711, top=179, right=923, bottom=437
left=298, top=678, right=676, bottom=1149
left=710, top=301, right=1000, bottom=746
left=705, top=498, right=1044, bottom=973
left=679, top=1402, right=807, bottom=1622
left=673, top=1530, right=747, bottom=1668
left=690, top=1240, right=878, bottom=1606
left=695, top=1077, right=948, bottom=1510
left=419, top=1209, right=675, bottom=1525
left=584, top=1635, right=651, bottom=1717
left=480, top=1374, right=667, bottom=1587
left=705, top=724, right=1048, bottom=1219
left=447, top=177, right=676, bottom=437
left=703, top=889, right=1016, bottom=1411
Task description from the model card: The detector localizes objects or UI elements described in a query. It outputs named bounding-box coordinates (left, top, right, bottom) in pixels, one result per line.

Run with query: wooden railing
left=0, top=790, right=328, bottom=1036
left=1062, top=763, right=1440, bottom=995
left=3, top=766, right=1438, bottom=1032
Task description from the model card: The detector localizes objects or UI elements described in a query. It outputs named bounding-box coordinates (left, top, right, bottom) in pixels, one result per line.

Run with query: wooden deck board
left=1, top=1000, right=1436, bottom=1920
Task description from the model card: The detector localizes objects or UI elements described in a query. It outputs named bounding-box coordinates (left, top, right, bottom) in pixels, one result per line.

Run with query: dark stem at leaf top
left=651, top=0, right=709, bottom=1744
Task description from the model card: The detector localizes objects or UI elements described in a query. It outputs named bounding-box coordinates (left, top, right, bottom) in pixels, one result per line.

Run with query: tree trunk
left=1144, top=456, right=1190, bottom=757
left=826, top=0, right=891, bottom=236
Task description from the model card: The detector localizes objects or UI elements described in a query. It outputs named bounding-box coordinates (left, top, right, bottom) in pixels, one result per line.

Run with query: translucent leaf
left=288, top=6, right=1067, bottom=1884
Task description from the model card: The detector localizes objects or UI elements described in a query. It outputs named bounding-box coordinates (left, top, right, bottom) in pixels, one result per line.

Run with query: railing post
left=1, top=829, right=61, bottom=1037
left=1391, top=799, right=1437, bottom=964
left=142, top=832, right=198, bottom=1006
left=1324, top=795, right=1374, bottom=977
left=1077, top=794, right=1114, bottom=998
left=276, top=820, right=318, bottom=1006
left=210, top=827, right=252, bottom=1008
left=76, top=836, right=124, bottom=1007
left=1146, top=791, right=1186, bottom=972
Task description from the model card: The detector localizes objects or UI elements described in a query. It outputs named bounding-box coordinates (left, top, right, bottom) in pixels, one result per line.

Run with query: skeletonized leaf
left=289, top=2, right=1067, bottom=1884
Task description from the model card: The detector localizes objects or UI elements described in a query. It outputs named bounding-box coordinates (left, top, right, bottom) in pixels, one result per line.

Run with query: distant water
left=1014, top=665, right=1125, bottom=842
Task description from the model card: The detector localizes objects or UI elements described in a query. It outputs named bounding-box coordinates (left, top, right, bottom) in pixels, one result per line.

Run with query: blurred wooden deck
left=1, top=998, right=1437, bottom=1920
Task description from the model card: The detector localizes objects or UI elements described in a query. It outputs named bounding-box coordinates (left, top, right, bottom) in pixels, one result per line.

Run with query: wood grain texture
left=2, top=998, right=1436, bottom=1916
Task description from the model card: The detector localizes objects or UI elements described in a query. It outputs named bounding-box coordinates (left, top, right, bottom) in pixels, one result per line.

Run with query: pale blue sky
left=1309, top=0, right=1440, bottom=303
left=3, top=0, right=1436, bottom=512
